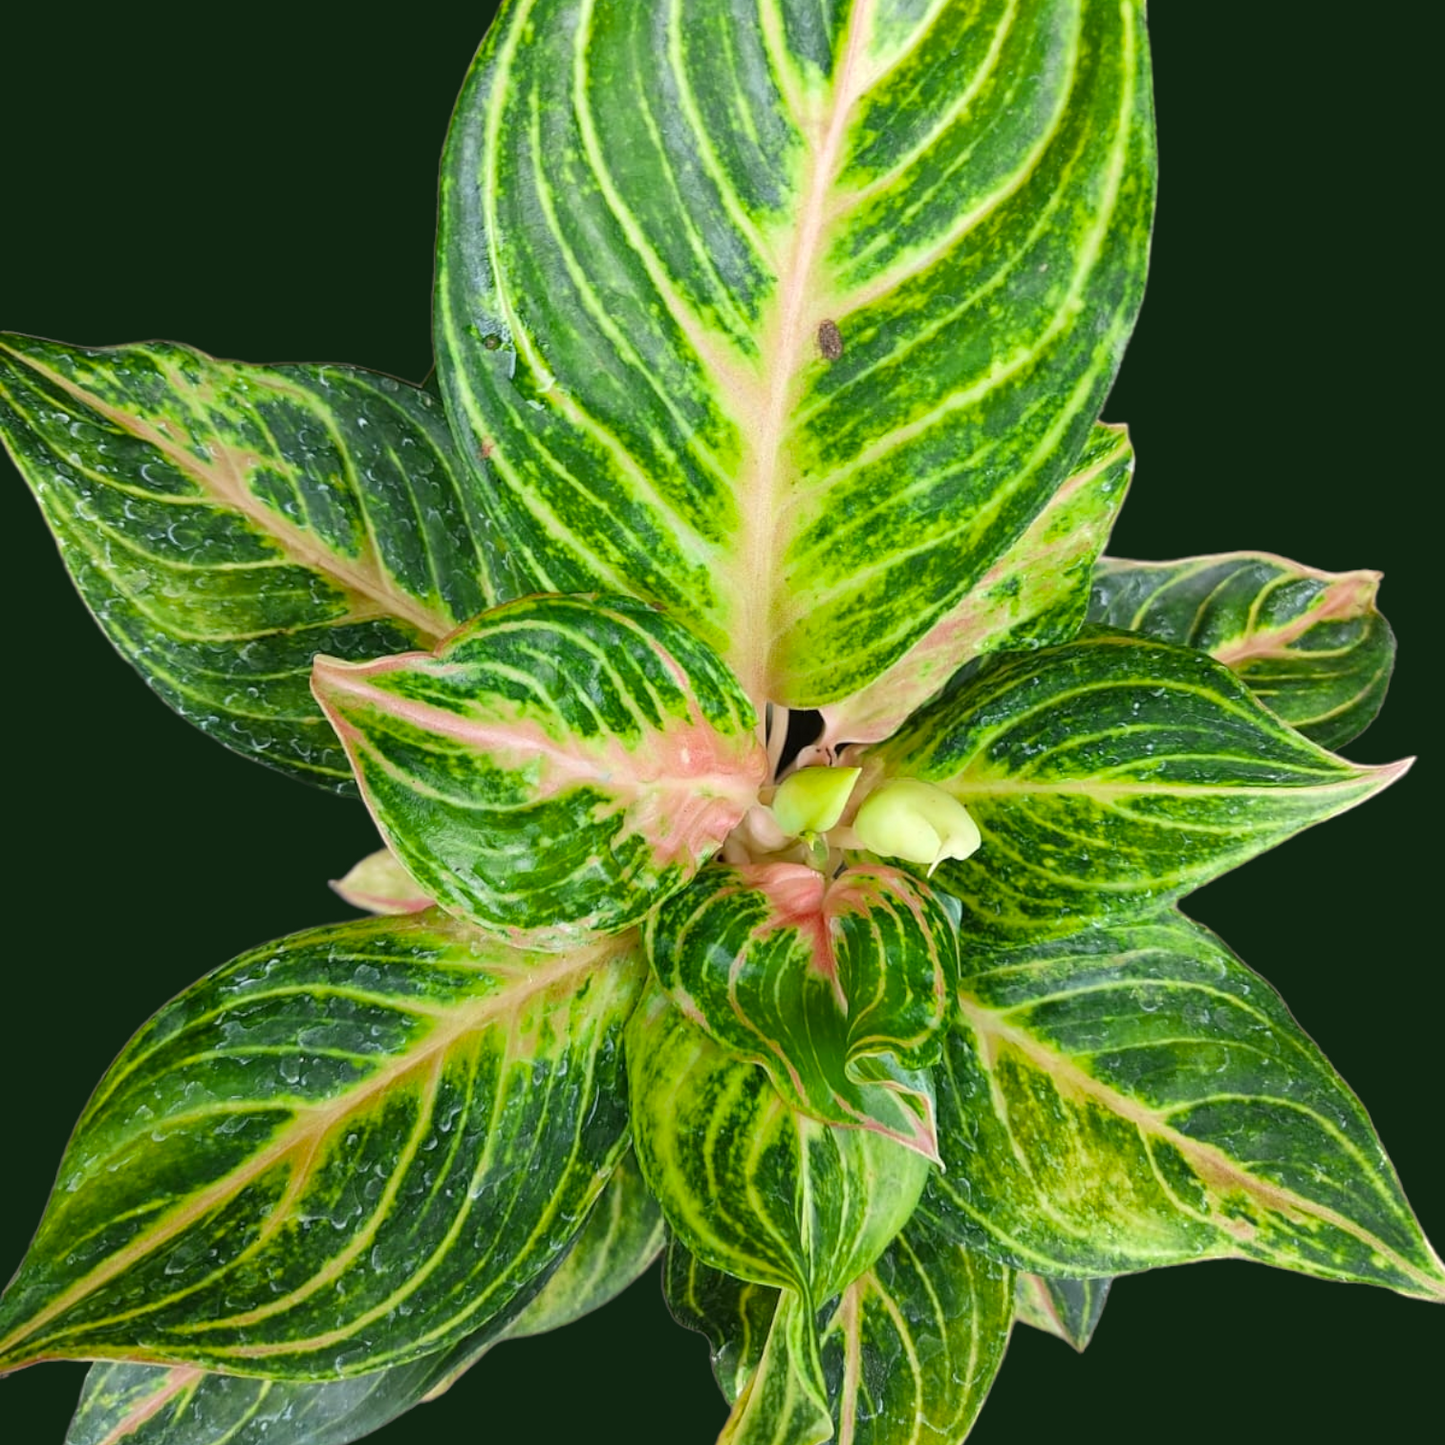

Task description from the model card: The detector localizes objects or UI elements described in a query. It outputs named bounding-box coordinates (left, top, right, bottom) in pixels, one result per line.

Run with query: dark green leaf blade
left=627, top=984, right=930, bottom=1304
left=0, top=335, right=509, bottom=789
left=63, top=1153, right=664, bottom=1445
left=665, top=1235, right=781, bottom=1409
left=666, top=1216, right=1015, bottom=1445
left=822, top=422, right=1133, bottom=746
left=0, top=912, right=645, bottom=1376
left=817, top=1212, right=1013, bottom=1445
left=1012, top=1272, right=1111, bottom=1351
left=851, top=629, right=1407, bottom=938
left=923, top=912, right=1445, bottom=1298
left=313, top=594, right=766, bottom=950
left=1089, top=552, right=1396, bottom=748
left=647, top=861, right=958, bottom=1158
left=436, top=0, right=1155, bottom=707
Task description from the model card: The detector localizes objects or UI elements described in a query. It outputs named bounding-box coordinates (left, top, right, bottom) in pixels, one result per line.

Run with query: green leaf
left=720, top=1291, right=834, bottom=1445
left=62, top=1358, right=467, bottom=1445
left=0, top=911, right=645, bottom=1376
left=627, top=983, right=930, bottom=1303
left=816, top=1213, right=1013, bottom=1445
left=0, top=335, right=507, bottom=791
left=331, top=847, right=434, bottom=916
left=1088, top=552, right=1396, bottom=749
left=1012, top=1272, right=1111, bottom=1351
left=822, top=422, right=1133, bottom=746
left=60, top=1152, right=664, bottom=1445
left=472, top=1147, right=665, bottom=1351
left=312, top=593, right=766, bottom=950
left=922, top=912, right=1445, bottom=1298
left=666, top=1214, right=1015, bottom=1445
left=665, top=1235, right=781, bottom=1408
left=647, top=861, right=959, bottom=1158
left=851, top=629, right=1407, bottom=938
left=435, top=0, right=1155, bottom=707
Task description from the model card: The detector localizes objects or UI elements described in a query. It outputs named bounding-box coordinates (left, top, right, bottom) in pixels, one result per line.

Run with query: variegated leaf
left=721, top=1291, right=834, bottom=1445
left=822, top=422, right=1133, bottom=746
left=0, top=335, right=508, bottom=790
left=1089, top=552, right=1396, bottom=749
left=667, top=1215, right=1015, bottom=1445
left=0, top=912, right=645, bottom=1376
left=312, top=593, right=767, bottom=951
left=816, top=1212, right=1013, bottom=1445
left=922, top=913, right=1445, bottom=1298
left=436, top=0, right=1155, bottom=707
left=331, top=847, right=434, bottom=915
left=627, top=984, right=930, bottom=1304
left=850, top=629, right=1407, bottom=938
left=665, top=1235, right=781, bottom=1408
left=1012, top=1272, right=1111, bottom=1351
left=62, top=1153, right=664, bottom=1445
left=647, top=861, right=958, bottom=1158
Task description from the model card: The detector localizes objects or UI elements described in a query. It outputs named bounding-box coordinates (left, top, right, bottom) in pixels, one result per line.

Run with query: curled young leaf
left=647, top=861, right=958, bottom=1158
left=1089, top=551, right=1396, bottom=749
left=0, top=335, right=507, bottom=790
left=627, top=984, right=930, bottom=1304
left=852, top=629, right=1408, bottom=937
left=0, top=912, right=645, bottom=1377
left=922, top=912, right=1445, bottom=1299
left=436, top=0, right=1155, bottom=706
left=313, top=593, right=767, bottom=951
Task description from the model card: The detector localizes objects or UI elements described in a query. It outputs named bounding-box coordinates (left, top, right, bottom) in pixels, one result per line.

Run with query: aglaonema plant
left=1, top=3, right=1440, bottom=1443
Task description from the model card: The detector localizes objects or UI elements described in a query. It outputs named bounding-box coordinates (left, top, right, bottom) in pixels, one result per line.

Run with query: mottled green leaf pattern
left=823, top=423, right=1132, bottom=745
left=0, top=335, right=508, bottom=789
left=436, top=0, right=1155, bottom=705
left=1013, top=1272, right=1111, bottom=1351
left=817, top=1213, right=1013, bottom=1445
left=1089, top=552, right=1396, bottom=748
left=313, top=593, right=766, bottom=950
left=648, top=862, right=958, bottom=1157
left=852, top=630, right=1407, bottom=937
left=665, top=1236, right=781, bottom=1408
left=629, top=984, right=929, bottom=1308
left=666, top=1216, right=1015, bottom=1445
left=0, top=912, right=645, bottom=1376
left=61, top=1153, right=662, bottom=1445
left=922, top=913, right=1445, bottom=1298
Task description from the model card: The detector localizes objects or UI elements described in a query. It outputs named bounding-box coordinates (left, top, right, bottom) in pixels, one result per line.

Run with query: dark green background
left=3, top=6, right=1438, bottom=1441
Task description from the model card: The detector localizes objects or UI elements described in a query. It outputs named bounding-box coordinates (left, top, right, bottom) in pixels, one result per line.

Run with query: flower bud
left=771, top=765, right=862, bottom=837
left=853, top=778, right=981, bottom=875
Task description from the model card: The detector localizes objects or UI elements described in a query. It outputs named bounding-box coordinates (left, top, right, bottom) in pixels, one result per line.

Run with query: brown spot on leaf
left=479, top=439, right=495, bottom=460
left=817, top=320, right=843, bottom=361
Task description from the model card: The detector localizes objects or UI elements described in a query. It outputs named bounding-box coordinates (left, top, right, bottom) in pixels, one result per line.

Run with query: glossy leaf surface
left=647, top=862, right=958, bottom=1158
left=665, top=1236, right=781, bottom=1408
left=628, top=986, right=930, bottom=1303
left=0, top=913, right=645, bottom=1376
left=667, top=1214, right=1015, bottom=1445
left=922, top=913, right=1445, bottom=1298
left=1012, top=1272, right=1111, bottom=1351
left=62, top=1153, right=664, bottom=1445
left=313, top=593, right=766, bottom=950
left=0, top=335, right=504, bottom=790
left=436, top=0, right=1155, bottom=706
left=1089, top=551, right=1395, bottom=748
left=853, top=630, right=1406, bottom=937
left=822, top=422, right=1132, bottom=745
